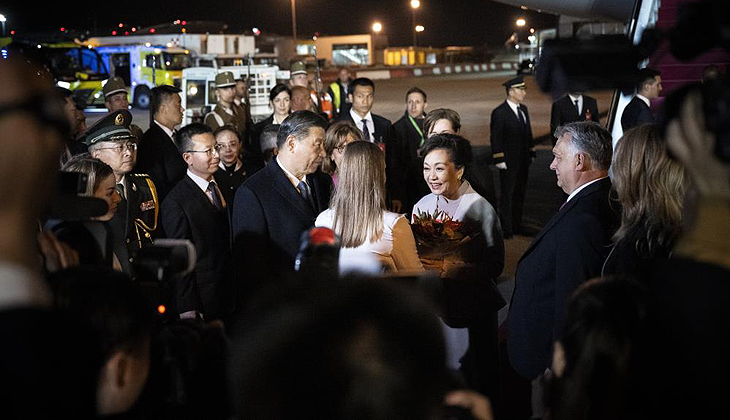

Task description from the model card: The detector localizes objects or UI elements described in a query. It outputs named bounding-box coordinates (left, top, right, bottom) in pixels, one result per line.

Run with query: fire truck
left=94, top=44, right=192, bottom=109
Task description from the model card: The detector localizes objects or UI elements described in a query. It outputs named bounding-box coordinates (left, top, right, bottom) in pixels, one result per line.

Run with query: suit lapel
left=270, top=161, right=316, bottom=218
left=183, top=176, right=219, bottom=214
left=519, top=178, right=609, bottom=261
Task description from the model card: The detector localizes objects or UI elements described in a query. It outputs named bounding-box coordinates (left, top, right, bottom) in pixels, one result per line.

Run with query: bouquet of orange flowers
left=411, top=208, right=481, bottom=259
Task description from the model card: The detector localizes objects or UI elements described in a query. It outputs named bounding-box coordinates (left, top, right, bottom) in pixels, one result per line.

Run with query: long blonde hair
left=612, top=124, right=687, bottom=257
left=330, top=141, right=386, bottom=248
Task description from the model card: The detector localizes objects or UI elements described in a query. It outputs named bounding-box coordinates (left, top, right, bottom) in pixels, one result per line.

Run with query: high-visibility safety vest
left=329, top=82, right=342, bottom=112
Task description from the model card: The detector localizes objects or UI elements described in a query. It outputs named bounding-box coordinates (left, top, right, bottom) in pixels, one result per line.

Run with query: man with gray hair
left=507, top=121, right=619, bottom=401
left=233, top=110, right=331, bottom=263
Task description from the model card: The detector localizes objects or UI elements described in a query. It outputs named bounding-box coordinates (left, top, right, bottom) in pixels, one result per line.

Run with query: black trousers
left=499, top=161, right=529, bottom=237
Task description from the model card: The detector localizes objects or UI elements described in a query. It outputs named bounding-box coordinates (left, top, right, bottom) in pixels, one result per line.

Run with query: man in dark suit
left=161, top=124, right=232, bottom=321
left=621, top=68, right=662, bottom=132
left=233, top=110, right=331, bottom=265
left=549, top=92, right=599, bottom=145
left=337, top=77, right=400, bottom=211
left=136, top=85, right=187, bottom=201
left=508, top=121, right=618, bottom=384
left=393, top=87, right=428, bottom=214
left=490, top=76, right=534, bottom=238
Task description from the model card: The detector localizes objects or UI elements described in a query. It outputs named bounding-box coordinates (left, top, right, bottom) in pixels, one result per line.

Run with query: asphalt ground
left=86, top=72, right=614, bottom=300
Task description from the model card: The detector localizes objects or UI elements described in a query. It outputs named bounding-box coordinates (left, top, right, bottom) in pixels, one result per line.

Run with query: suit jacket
left=490, top=101, right=533, bottom=168
left=338, top=111, right=400, bottom=201
left=232, top=159, right=332, bottom=263
left=136, top=123, right=187, bottom=201
left=246, top=114, right=275, bottom=173
left=393, top=112, right=428, bottom=212
left=161, top=175, right=233, bottom=318
left=507, top=177, right=618, bottom=379
left=550, top=94, right=599, bottom=137
left=621, top=96, right=655, bottom=132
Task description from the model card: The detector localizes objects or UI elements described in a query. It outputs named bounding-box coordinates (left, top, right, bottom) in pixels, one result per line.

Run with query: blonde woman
left=315, top=141, right=423, bottom=273
left=320, top=120, right=362, bottom=186
left=602, top=124, right=687, bottom=277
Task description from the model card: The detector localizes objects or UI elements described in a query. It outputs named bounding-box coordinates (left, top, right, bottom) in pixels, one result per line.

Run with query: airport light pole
left=410, top=0, right=420, bottom=47
left=291, top=0, right=297, bottom=41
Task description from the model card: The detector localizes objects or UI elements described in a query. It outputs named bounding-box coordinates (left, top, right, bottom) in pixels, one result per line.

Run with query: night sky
left=3, top=0, right=557, bottom=47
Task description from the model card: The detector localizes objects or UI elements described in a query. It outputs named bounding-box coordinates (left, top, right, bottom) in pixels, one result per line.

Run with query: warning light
left=182, top=20, right=187, bottom=25
left=124, top=31, right=129, bottom=36
left=60, top=27, right=65, bottom=32
left=118, top=23, right=124, bottom=28
left=131, top=27, right=136, bottom=32
left=157, top=305, right=166, bottom=314
left=149, top=28, right=156, bottom=33
left=10, top=30, right=16, bottom=35
left=112, top=30, right=117, bottom=36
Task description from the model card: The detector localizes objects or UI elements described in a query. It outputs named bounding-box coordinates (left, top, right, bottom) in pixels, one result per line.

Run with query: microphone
left=294, top=227, right=340, bottom=279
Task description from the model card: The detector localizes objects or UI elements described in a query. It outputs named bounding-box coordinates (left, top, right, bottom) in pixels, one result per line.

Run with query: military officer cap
left=103, top=76, right=128, bottom=98
left=502, top=76, right=526, bottom=89
left=290, top=61, right=307, bottom=75
left=82, top=109, right=136, bottom=146
left=215, top=71, right=237, bottom=88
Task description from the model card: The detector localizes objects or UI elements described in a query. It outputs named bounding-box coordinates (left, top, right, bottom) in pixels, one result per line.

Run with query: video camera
left=535, top=0, right=729, bottom=160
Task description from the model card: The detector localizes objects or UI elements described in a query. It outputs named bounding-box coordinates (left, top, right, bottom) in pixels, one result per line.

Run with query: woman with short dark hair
left=249, top=84, right=292, bottom=169
left=320, top=120, right=362, bottom=186
left=411, top=134, right=504, bottom=392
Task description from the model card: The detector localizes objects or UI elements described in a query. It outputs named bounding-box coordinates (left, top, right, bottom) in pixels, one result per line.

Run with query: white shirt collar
left=636, top=94, right=651, bottom=107
left=506, top=98, right=522, bottom=116
left=154, top=120, right=175, bottom=140
left=351, top=108, right=373, bottom=123
left=351, top=109, right=374, bottom=141
left=276, top=157, right=306, bottom=190
left=187, top=169, right=214, bottom=193
left=566, top=176, right=607, bottom=203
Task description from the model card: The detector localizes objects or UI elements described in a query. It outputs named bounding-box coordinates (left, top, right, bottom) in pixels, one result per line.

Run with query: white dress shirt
left=276, top=157, right=306, bottom=192
left=566, top=176, right=607, bottom=203
left=568, top=94, right=583, bottom=115
left=186, top=169, right=225, bottom=207
left=350, top=108, right=375, bottom=142
left=506, top=98, right=526, bottom=122
left=154, top=120, right=176, bottom=144
left=636, top=94, right=651, bottom=107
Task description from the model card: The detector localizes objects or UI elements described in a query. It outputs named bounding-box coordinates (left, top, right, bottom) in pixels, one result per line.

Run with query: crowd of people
left=1, top=49, right=728, bottom=420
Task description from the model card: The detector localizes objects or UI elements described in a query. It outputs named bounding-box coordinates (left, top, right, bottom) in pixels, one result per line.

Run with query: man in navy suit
left=136, top=85, right=187, bottom=201
left=337, top=77, right=400, bottom=211
left=621, top=68, right=662, bottom=132
left=161, top=124, right=233, bottom=321
left=549, top=92, right=599, bottom=145
left=233, top=111, right=332, bottom=268
left=490, top=76, right=534, bottom=238
left=508, top=121, right=619, bottom=383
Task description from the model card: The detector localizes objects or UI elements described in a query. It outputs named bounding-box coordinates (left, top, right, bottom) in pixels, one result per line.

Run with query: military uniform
left=82, top=109, right=161, bottom=275
left=110, top=173, right=160, bottom=269
left=204, top=71, right=247, bottom=136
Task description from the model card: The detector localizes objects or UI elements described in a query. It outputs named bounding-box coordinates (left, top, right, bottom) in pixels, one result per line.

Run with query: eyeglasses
left=94, top=142, right=137, bottom=154
left=335, top=143, right=347, bottom=153
left=186, top=144, right=223, bottom=156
